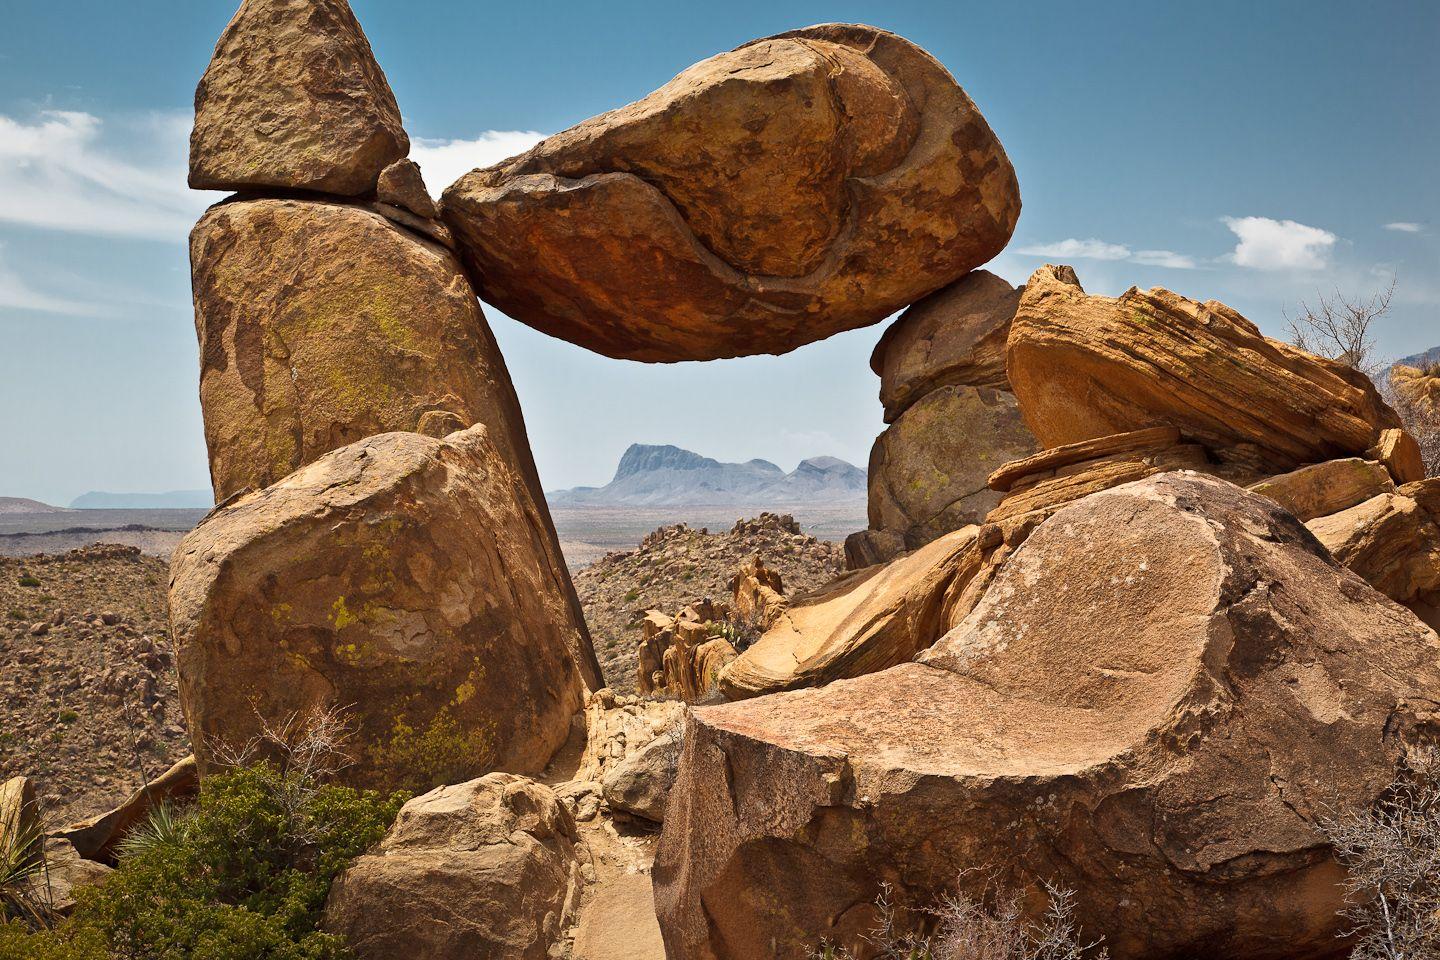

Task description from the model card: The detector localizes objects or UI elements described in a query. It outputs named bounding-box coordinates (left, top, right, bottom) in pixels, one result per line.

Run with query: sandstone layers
left=442, top=24, right=1020, bottom=362
left=655, top=473, right=1440, bottom=960
left=170, top=427, right=592, bottom=789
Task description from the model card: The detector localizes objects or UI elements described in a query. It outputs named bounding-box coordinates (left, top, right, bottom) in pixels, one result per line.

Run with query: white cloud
left=1222, top=216, right=1336, bottom=271
left=0, top=243, right=112, bottom=316
left=0, top=110, right=209, bottom=241
left=410, top=130, right=547, bottom=196
left=1015, top=237, right=1197, bottom=269
left=1016, top=237, right=1131, bottom=261
left=1384, top=221, right=1424, bottom=233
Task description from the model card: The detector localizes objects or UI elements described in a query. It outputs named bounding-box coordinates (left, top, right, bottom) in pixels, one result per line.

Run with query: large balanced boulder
left=325, top=773, right=583, bottom=960
left=718, top=527, right=984, bottom=699
left=654, top=473, right=1440, bottom=960
left=442, top=24, right=1019, bottom=362
left=189, top=0, right=409, bottom=195
left=1007, top=265, right=1401, bottom=473
left=169, top=426, right=597, bottom=790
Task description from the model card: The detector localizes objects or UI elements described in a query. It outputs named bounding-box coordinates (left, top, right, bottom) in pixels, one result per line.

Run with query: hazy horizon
left=3, top=0, right=1437, bottom=504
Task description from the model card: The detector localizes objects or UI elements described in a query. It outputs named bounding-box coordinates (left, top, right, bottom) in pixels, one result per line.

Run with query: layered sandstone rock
left=719, top=527, right=984, bottom=699
left=636, top=601, right=737, bottom=703
left=850, top=271, right=1037, bottom=567
left=169, top=426, right=596, bottom=790
left=1307, top=480, right=1440, bottom=609
left=442, top=24, right=1019, bottom=362
left=1249, top=458, right=1395, bottom=523
left=1007, top=265, right=1401, bottom=472
left=189, top=0, right=408, bottom=195
left=728, top=555, right=787, bottom=632
left=325, top=774, right=583, bottom=960
left=654, top=473, right=1440, bottom=960
left=1369, top=427, right=1426, bottom=485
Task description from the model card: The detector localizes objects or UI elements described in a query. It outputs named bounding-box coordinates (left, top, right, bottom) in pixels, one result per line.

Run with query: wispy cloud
left=1383, top=221, right=1424, bottom=233
left=410, top=130, right=547, bottom=195
left=1015, top=237, right=1197, bottom=269
left=0, top=243, right=113, bottom=316
left=0, top=110, right=210, bottom=241
left=1222, top=216, right=1336, bottom=271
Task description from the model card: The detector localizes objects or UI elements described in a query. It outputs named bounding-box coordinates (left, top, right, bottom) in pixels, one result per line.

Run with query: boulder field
left=152, top=1, right=1440, bottom=957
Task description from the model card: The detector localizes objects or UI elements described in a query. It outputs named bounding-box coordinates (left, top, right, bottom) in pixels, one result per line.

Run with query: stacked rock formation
left=847, top=270, right=1038, bottom=568
left=176, top=0, right=599, bottom=789
left=440, top=24, right=1020, bottom=362
left=635, top=599, right=737, bottom=703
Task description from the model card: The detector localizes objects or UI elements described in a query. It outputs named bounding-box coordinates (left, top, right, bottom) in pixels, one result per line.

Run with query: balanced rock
left=190, top=0, right=408, bottom=195
left=1007, top=265, right=1400, bottom=472
left=442, top=24, right=1019, bottom=362
left=718, top=527, right=984, bottom=699
left=655, top=473, right=1440, bottom=960
left=191, top=199, right=533, bottom=502
left=871, top=269, right=1020, bottom=422
left=170, top=426, right=596, bottom=790
left=863, top=385, right=1037, bottom=552
left=325, top=774, right=583, bottom=960
left=376, top=158, right=439, bottom=220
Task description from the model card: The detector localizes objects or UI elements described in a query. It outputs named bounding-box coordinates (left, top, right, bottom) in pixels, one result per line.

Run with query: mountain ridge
left=548, top=444, right=865, bottom=507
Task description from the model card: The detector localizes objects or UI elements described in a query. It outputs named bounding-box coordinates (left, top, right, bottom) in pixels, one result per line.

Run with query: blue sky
left=1, top=0, right=1437, bottom=504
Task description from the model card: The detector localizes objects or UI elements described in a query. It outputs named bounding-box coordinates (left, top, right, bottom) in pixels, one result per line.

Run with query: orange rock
left=1007, top=265, right=1400, bottom=472
left=654, top=473, right=1440, bottom=960
left=1249, top=458, right=1395, bottom=522
left=442, top=25, right=1019, bottom=362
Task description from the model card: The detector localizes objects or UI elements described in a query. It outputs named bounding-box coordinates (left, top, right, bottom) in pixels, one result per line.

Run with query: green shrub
left=16, top=576, right=39, bottom=589
left=0, top=762, right=404, bottom=960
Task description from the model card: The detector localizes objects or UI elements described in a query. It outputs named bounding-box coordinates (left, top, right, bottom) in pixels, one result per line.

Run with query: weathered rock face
left=189, top=0, right=408, bottom=195
left=442, top=24, right=1019, bottom=362
left=863, top=385, right=1037, bottom=552
left=169, top=426, right=596, bottom=790
left=191, top=199, right=512, bottom=499
left=55, top=755, right=199, bottom=864
left=636, top=601, right=737, bottom=703
left=0, top=776, right=36, bottom=857
left=1249, top=458, right=1395, bottom=523
left=601, top=724, right=683, bottom=823
left=871, top=269, right=1020, bottom=422
left=377, top=158, right=439, bottom=220
left=728, top=555, right=787, bottom=632
left=325, top=773, right=583, bottom=960
left=718, top=527, right=984, bottom=700
left=655, top=473, right=1440, bottom=960
left=1307, top=481, right=1440, bottom=608
left=1008, top=265, right=1401, bottom=472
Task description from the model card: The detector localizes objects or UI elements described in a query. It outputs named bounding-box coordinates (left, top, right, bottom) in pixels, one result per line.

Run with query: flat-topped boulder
left=718, top=527, right=984, bottom=699
left=189, top=0, right=409, bottom=195
left=442, top=24, right=1019, bottom=362
left=169, top=426, right=597, bottom=790
left=1249, top=458, right=1395, bottom=522
left=655, top=473, right=1440, bottom=960
left=1007, top=265, right=1401, bottom=473
left=1307, top=479, right=1440, bottom=608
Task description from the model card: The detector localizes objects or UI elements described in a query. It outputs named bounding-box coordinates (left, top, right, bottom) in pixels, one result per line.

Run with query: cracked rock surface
left=654, top=472, right=1440, bottom=960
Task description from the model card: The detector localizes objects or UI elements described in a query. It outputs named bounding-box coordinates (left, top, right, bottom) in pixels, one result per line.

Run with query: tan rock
left=718, top=527, right=984, bottom=699
left=325, top=773, right=583, bottom=960
left=573, top=871, right=666, bottom=960
left=985, top=443, right=1209, bottom=525
left=1369, top=427, right=1426, bottom=484
left=573, top=689, right=684, bottom=786
left=189, top=0, right=408, bottom=195
left=988, top=425, right=1181, bottom=492
left=1249, top=458, right=1395, bottom=522
left=863, top=385, right=1038, bottom=554
left=442, top=24, right=1019, bottom=362
left=1007, top=265, right=1400, bottom=472
left=601, top=724, right=683, bottom=823
left=56, top=755, right=199, bottom=863
left=376, top=159, right=439, bottom=220
left=842, top=528, right=907, bottom=571
left=1307, top=487, right=1440, bottom=606
left=170, top=426, right=595, bottom=790
left=654, top=473, right=1440, bottom=960
left=727, top=555, right=787, bottom=632
left=871, top=270, right=1021, bottom=422
left=0, top=776, right=37, bottom=861
left=33, top=838, right=112, bottom=916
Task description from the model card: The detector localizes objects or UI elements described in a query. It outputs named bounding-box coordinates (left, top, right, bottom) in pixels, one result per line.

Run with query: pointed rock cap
left=189, top=0, right=409, bottom=195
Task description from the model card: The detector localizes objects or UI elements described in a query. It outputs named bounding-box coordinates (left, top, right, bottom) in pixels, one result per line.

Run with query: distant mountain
left=0, top=497, right=67, bottom=515
left=548, top=444, right=866, bottom=507
left=70, top=490, right=214, bottom=509
left=1397, top=345, right=1440, bottom=370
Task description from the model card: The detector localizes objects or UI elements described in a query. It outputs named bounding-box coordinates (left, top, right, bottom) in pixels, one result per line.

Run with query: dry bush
left=1285, top=281, right=1395, bottom=381
left=1322, top=747, right=1440, bottom=960
left=815, top=879, right=1107, bottom=960
left=1386, top=379, right=1440, bottom=477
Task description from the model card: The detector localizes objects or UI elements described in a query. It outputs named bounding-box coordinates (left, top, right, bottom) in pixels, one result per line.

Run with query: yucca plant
left=0, top=812, right=50, bottom=930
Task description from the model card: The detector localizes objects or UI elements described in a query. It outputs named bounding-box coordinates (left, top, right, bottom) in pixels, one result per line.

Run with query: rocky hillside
left=0, top=545, right=189, bottom=826
left=573, top=513, right=845, bottom=693
left=548, top=444, right=865, bottom=507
